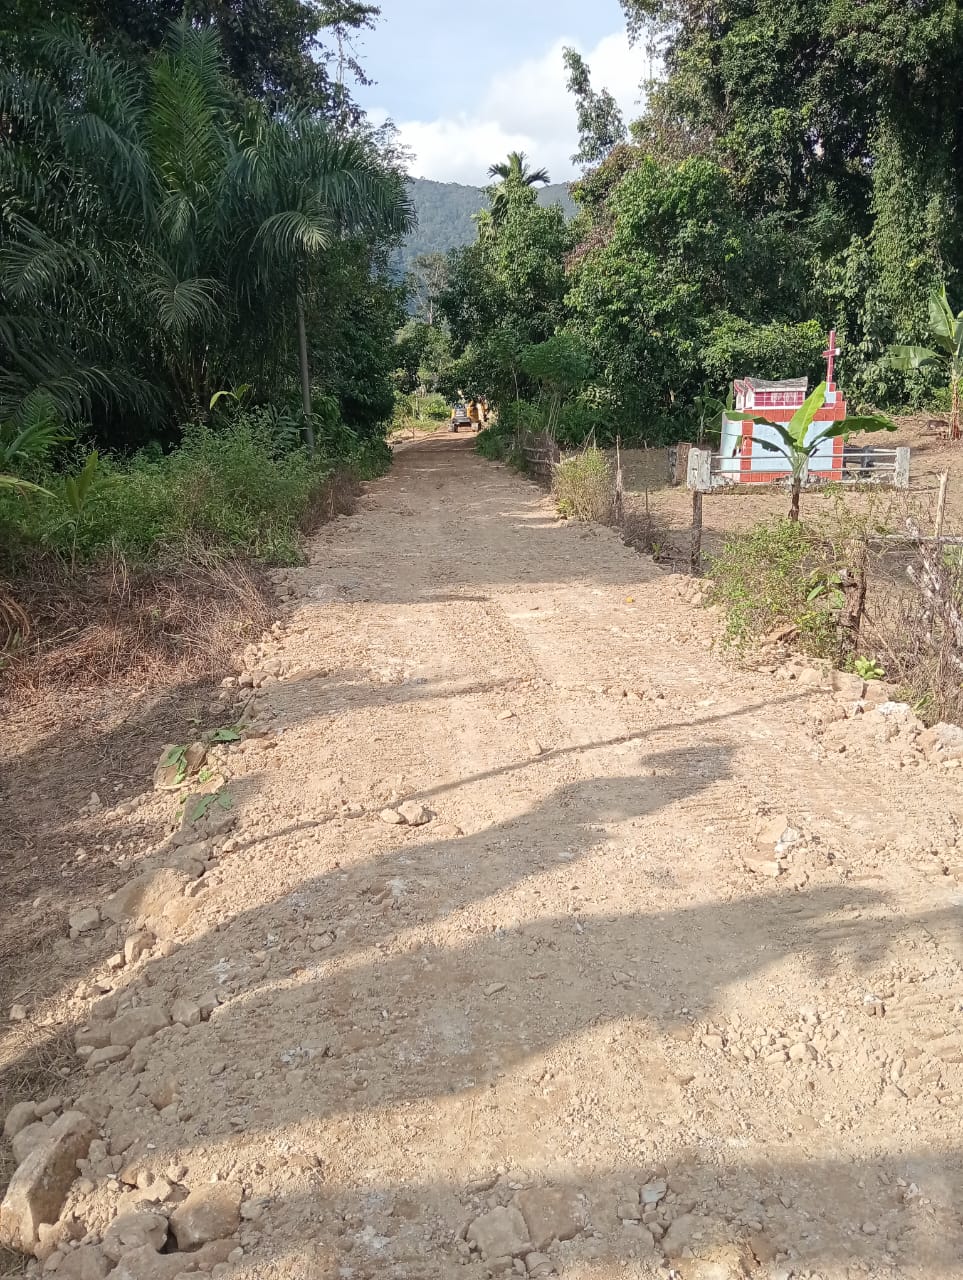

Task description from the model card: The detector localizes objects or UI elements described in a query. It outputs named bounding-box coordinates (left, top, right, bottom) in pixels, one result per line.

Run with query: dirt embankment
left=2, top=432, right=963, bottom=1279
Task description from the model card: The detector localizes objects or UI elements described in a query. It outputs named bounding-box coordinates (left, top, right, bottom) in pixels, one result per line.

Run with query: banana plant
left=729, top=381, right=895, bottom=521
left=887, top=287, right=963, bottom=441
left=692, top=384, right=727, bottom=445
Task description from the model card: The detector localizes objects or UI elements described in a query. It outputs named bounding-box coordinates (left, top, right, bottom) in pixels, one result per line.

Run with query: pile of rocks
left=697, top=1008, right=835, bottom=1070
left=741, top=813, right=803, bottom=880
left=462, top=1184, right=588, bottom=1275
left=458, top=1176, right=726, bottom=1273
left=1, top=1091, right=245, bottom=1276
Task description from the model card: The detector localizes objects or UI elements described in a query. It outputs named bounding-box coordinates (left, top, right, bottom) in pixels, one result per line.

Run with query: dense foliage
left=446, top=2, right=963, bottom=448
left=0, top=22, right=411, bottom=449
left=0, top=4, right=412, bottom=586
left=0, top=415, right=389, bottom=566
left=621, top=0, right=963, bottom=404
left=0, top=0, right=379, bottom=116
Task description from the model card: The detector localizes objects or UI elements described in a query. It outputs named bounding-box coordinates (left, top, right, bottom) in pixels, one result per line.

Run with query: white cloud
left=394, top=32, right=644, bottom=186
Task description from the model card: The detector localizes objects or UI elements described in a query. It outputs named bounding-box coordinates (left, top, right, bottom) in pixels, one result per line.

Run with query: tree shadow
left=35, top=737, right=962, bottom=1274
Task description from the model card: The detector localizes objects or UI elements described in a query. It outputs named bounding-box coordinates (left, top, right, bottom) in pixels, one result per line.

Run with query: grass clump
left=708, top=519, right=842, bottom=658
left=553, top=448, right=614, bottom=523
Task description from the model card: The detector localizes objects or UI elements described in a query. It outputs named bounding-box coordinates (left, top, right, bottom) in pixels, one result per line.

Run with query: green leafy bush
left=0, top=416, right=386, bottom=568
left=708, top=520, right=841, bottom=657
left=701, top=316, right=826, bottom=390
left=475, top=400, right=543, bottom=466
left=475, top=427, right=512, bottom=461
left=552, top=448, right=614, bottom=523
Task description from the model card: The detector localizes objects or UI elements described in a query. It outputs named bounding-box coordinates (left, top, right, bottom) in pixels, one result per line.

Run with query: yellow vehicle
left=450, top=402, right=471, bottom=432
left=449, top=396, right=488, bottom=433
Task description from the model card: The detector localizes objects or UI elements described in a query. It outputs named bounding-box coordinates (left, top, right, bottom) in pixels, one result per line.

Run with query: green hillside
left=396, top=177, right=575, bottom=276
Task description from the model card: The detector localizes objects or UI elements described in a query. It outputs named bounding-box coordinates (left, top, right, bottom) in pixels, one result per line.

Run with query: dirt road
left=4, top=433, right=963, bottom=1278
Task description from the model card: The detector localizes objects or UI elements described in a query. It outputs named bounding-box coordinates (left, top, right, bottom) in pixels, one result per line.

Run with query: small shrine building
left=719, top=332, right=848, bottom=483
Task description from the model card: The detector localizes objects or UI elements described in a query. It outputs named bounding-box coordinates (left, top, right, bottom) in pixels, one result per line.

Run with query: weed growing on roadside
left=553, top=448, right=614, bottom=523
left=0, top=418, right=387, bottom=567
left=854, top=656, right=886, bottom=681
left=708, top=519, right=842, bottom=657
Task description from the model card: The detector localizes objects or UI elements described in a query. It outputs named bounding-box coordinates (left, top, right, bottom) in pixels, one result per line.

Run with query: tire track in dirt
left=5, top=432, right=963, bottom=1280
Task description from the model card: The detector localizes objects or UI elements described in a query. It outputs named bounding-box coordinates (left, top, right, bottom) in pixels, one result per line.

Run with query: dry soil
left=3, top=433, right=963, bottom=1279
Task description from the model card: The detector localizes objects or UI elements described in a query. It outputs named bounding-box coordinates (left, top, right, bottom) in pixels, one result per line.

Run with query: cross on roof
left=823, top=330, right=838, bottom=386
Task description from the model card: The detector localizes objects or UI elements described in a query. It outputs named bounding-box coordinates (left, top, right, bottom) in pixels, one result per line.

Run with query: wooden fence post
left=935, top=471, right=949, bottom=542
left=614, top=436, right=625, bottom=526
left=687, top=448, right=711, bottom=575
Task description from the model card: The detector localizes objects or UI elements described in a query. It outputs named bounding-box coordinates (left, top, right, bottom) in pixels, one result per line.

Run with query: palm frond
left=0, top=215, right=104, bottom=302
left=145, top=260, right=221, bottom=338
left=254, top=209, right=336, bottom=264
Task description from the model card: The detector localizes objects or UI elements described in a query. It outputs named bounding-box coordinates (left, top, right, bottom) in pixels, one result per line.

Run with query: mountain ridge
left=396, top=176, right=576, bottom=276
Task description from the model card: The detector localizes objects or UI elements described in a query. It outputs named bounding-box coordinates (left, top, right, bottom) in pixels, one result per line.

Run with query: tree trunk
left=952, top=371, right=961, bottom=442
left=789, top=477, right=802, bottom=522
left=296, top=294, right=315, bottom=453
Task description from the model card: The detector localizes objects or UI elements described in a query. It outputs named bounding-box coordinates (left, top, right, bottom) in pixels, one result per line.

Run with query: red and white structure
left=719, top=332, right=848, bottom=484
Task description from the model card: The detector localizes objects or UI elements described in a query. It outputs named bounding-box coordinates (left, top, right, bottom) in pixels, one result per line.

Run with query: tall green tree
left=0, top=0, right=380, bottom=116
left=563, top=47, right=627, bottom=167
left=235, top=109, right=412, bottom=446
left=441, top=167, right=571, bottom=408
left=0, top=20, right=412, bottom=446
left=618, top=0, right=963, bottom=399
left=567, top=153, right=815, bottom=439
left=487, top=151, right=551, bottom=227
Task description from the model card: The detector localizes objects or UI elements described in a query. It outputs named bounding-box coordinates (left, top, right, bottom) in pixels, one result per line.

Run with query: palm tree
left=0, top=27, right=162, bottom=425
left=0, top=21, right=413, bottom=446
left=487, top=151, right=550, bottom=188
left=485, top=151, right=550, bottom=231
left=232, top=112, right=413, bottom=448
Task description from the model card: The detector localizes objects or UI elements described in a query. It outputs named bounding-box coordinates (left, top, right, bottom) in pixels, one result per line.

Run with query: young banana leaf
left=0, top=473, right=53, bottom=496
left=886, top=345, right=942, bottom=372
left=928, top=288, right=962, bottom=353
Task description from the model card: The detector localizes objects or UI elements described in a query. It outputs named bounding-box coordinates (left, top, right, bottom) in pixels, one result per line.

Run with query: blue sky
left=352, top=0, right=646, bottom=185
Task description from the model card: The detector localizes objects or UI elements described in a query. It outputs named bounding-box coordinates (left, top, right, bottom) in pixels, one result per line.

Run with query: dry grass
left=303, top=467, right=361, bottom=528
left=621, top=493, right=671, bottom=560
left=553, top=448, right=615, bottom=523
left=0, top=1245, right=29, bottom=1277
left=0, top=467, right=363, bottom=696
left=0, top=1023, right=75, bottom=1115
left=863, top=536, right=963, bottom=723
left=0, top=550, right=273, bottom=696
left=0, top=586, right=30, bottom=655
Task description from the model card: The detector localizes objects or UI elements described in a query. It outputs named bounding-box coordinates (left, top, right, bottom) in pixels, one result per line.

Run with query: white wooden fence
left=686, top=446, right=911, bottom=493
